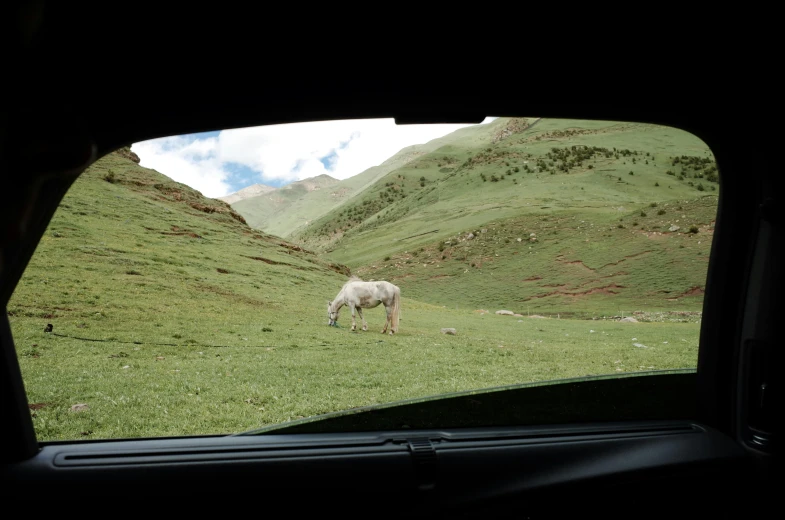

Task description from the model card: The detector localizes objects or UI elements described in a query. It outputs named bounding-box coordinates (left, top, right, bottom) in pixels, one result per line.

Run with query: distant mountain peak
left=217, top=183, right=277, bottom=204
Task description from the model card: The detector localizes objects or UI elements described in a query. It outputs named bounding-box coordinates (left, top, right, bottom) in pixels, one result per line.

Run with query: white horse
left=327, top=276, right=401, bottom=334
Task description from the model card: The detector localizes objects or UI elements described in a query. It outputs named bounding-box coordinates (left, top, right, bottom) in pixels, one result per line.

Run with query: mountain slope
left=8, top=148, right=350, bottom=341
left=230, top=174, right=339, bottom=234
left=8, top=145, right=705, bottom=440
left=292, top=117, right=719, bottom=314
left=228, top=123, right=511, bottom=238
left=217, top=183, right=276, bottom=204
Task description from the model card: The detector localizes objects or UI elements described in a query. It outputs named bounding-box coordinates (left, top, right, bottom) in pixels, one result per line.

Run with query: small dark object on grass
left=44, top=324, right=53, bottom=333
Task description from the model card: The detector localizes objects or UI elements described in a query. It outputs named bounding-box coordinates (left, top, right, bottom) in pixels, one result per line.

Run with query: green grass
left=8, top=128, right=710, bottom=442
left=280, top=117, right=718, bottom=314
left=14, top=303, right=698, bottom=440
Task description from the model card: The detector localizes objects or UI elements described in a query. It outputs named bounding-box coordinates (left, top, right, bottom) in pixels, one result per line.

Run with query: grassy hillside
left=293, top=117, right=718, bottom=314
left=231, top=125, right=504, bottom=238
left=8, top=144, right=703, bottom=440
left=231, top=174, right=339, bottom=234
left=8, top=148, right=352, bottom=345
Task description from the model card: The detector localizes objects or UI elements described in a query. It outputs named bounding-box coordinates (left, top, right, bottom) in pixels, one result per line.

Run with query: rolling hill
left=7, top=148, right=350, bottom=342
left=217, top=183, right=276, bottom=204
left=284, top=117, right=719, bottom=315
left=8, top=142, right=707, bottom=440
left=227, top=123, right=512, bottom=239
left=229, top=174, right=340, bottom=234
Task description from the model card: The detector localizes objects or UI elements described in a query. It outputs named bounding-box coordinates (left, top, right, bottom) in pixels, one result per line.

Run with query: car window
left=8, top=117, right=718, bottom=441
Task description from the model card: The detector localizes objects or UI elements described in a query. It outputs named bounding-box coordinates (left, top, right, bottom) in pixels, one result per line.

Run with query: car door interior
left=1, top=4, right=780, bottom=515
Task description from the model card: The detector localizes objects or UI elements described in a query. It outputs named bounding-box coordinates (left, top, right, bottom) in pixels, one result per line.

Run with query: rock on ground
left=441, top=328, right=457, bottom=335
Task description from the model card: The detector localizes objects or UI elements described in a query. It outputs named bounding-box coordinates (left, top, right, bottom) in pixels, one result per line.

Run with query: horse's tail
left=391, top=285, right=401, bottom=333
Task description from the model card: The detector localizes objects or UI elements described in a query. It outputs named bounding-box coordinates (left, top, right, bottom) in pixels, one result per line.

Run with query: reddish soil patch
left=599, top=251, right=652, bottom=269
left=279, top=242, right=314, bottom=255
left=564, top=260, right=595, bottom=273
left=28, top=403, right=50, bottom=410
left=247, top=256, right=285, bottom=265
left=161, top=225, right=202, bottom=239
left=328, top=263, right=351, bottom=276
left=216, top=268, right=229, bottom=274
left=679, top=286, right=704, bottom=297
left=524, top=283, right=625, bottom=301
left=574, top=284, right=625, bottom=296
left=523, top=275, right=542, bottom=281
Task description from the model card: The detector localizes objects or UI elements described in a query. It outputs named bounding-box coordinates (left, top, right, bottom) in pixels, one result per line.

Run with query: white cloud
left=131, top=117, right=497, bottom=198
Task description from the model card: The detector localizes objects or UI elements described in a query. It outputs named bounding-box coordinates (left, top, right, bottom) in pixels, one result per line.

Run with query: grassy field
left=13, top=301, right=698, bottom=440
left=8, top=118, right=714, bottom=441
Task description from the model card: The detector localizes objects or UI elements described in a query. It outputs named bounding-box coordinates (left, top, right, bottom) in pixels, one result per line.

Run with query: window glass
left=9, top=117, right=718, bottom=440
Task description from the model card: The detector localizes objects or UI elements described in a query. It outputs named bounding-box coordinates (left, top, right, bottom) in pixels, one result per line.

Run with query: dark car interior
left=2, top=3, right=780, bottom=516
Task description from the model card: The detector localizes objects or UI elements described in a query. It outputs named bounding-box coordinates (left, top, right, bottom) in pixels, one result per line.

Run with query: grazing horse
left=327, top=276, right=401, bottom=334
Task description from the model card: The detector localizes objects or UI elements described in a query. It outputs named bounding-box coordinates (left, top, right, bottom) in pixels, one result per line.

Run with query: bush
left=650, top=202, right=657, bottom=207
left=617, top=223, right=625, bottom=229
left=640, top=210, right=647, bottom=217
left=657, top=209, right=666, bottom=215
left=629, top=171, right=634, bottom=176
left=697, top=183, right=705, bottom=191
left=104, top=171, right=117, bottom=183
left=654, top=182, right=660, bottom=186
left=688, top=225, right=699, bottom=234
left=384, top=256, right=390, bottom=261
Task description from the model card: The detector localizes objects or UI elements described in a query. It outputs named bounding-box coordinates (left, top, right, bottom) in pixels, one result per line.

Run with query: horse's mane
left=341, top=275, right=363, bottom=288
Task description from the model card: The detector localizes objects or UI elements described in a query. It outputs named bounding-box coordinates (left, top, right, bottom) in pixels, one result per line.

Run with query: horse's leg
left=350, top=304, right=357, bottom=331
left=356, top=307, right=368, bottom=331
left=381, top=304, right=390, bottom=334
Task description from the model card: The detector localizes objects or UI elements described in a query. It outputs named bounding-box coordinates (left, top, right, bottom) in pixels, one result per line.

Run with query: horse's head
left=327, top=300, right=339, bottom=326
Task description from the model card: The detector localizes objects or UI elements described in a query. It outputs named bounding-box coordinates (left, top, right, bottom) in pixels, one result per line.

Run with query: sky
left=130, top=117, right=497, bottom=198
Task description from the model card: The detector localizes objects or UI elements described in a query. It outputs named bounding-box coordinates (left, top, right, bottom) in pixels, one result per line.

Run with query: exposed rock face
left=116, top=146, right=140, bottom=163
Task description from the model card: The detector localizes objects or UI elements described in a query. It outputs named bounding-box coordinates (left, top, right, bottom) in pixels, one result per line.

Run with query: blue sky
left=131, top=117, right=497, bottom=198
